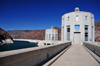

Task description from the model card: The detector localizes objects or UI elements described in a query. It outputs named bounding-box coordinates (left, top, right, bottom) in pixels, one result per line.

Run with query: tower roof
left=75, top=7, right=79, bottom=12
left=51, top=26, right=53, bottom=29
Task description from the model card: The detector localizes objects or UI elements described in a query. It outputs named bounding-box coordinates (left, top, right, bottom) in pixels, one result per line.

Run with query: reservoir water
left=0, top=40, right=38, bottom=52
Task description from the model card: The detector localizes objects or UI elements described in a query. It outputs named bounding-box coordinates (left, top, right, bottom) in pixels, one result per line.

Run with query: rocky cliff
left=54, top=27, right=61, bottom=40
left=8, top=30, right=45, bottom=40
left=0, top=28, right=13, bottom=44
left=95, top=21, right=100, bottom=41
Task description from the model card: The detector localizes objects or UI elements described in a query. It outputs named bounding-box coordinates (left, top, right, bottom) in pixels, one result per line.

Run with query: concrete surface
left=45, top=26, right=58, bottom=41
left=43, top=45, right=71, bottom=66
left=61, top=7, right=95, bottom=44
left=51, top=44, right=100, bottom=66
left=0, top=42, right=71, bottom=66
left=83, top=45, right=100, bottom=64
left=83, top=42, right=100, bottom=57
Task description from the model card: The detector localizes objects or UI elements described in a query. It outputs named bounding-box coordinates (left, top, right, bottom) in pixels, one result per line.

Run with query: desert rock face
left=95, top=21, right=100, bottom=42
left=54, top=27, right=61, bottom=40
left=0, top=28, right=13, bottom=44
left=8, top=30, right=45, bottom=40
left=20, top=30, right=45, bottom=40
left=95, top=21, right=100, bottom=31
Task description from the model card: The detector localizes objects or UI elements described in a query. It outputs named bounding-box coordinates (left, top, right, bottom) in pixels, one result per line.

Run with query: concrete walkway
left=51, top=44, right=100, bottom=66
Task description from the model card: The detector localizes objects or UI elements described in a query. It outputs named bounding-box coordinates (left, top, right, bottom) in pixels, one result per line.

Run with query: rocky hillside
left=8, top=30, right=45, bottom=40
left=95, top=21, right=100, bottom=31
left=19, top=30, right=45, bottom=40
left=0, top=28, right=13, bottom=40
left=54, top=27, right=61, bottom=40
left=95, top=21, right=100, bottom=42
left=7, top=27, right=61, bottom=40
left=0, top=28, right=13, bottom=44
left=7, top=30, right=34, bottom=39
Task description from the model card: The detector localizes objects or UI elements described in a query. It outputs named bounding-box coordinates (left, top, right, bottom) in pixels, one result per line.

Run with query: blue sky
left=0, top=0, right=100, bottom=31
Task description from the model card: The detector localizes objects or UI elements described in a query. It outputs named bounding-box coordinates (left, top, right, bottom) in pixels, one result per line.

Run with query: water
left=0, top=40, right=38, bottom=52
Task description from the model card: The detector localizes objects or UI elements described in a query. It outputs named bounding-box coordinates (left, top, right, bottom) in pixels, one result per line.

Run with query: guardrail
left=83, top=42, right=100, bottom=57
left=83, top=42, right=100, bottom=64
left=0, top=42, right=71, bottom=66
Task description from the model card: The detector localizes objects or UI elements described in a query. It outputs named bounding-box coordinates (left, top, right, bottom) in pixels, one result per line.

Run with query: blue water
left=0, top=40, right=38, bottom=52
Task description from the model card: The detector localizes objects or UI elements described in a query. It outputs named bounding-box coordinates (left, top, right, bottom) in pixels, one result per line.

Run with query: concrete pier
left=51, top=44, right=100, bottom=66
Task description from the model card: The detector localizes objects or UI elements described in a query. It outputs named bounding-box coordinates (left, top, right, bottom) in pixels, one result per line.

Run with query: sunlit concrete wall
left=61, top=7, right=95, bottom=44
left=45, top=26, right=58, bottom=41
left=0, top=42, right=71, bottom=66
left=83, top=42, right=100, bottom=57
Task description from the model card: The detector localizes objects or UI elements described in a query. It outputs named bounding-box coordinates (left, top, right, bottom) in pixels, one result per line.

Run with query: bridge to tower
left=0, top=41, right=100, bottom=66
left=50, top=44, right=100, bottom=66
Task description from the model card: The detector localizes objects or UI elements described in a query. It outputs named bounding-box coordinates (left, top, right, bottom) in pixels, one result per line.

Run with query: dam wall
left=83, top=42, right=100, bottom=63
left=0, top=42, right=71, bottom=66
left=83, top=42, right=100, bottom=57
left=13, top=39, right=64, bottom=47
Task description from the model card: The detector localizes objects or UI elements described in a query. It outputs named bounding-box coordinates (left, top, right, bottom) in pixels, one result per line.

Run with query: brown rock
left=20, top=30, right=45, bottom=40
left=0, top=28, right=13, bottom=43
left=0, top=28, right=13, bottom=40
left=95, top=21, right=100, bottom=42
left=54, top=27, right=61, bottom=40
left=8, top=30, right=45, bottom=40
left=95, top=21, right=100, bottom=31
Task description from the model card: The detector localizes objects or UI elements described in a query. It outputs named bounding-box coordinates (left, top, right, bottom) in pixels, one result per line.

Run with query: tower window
left=85, top=16, right=87, bottom=20
left=85, top=25, right=88, bottom=41
left=52, top=34, right=54, bottom=40
left=76, top=15, right=78, bottom=21
left=75, top=25, right=80, bottom=30
left=91, top=17, right=93, bottom=19
left=67, top=25, right=70, bottom=40
left=68, top=17, right=69, bottom=21
left=46, top=34, right=48, bottom=40
left=49, top=34, right=51, bottom=40
left=55, top=34, right=57, bottom=40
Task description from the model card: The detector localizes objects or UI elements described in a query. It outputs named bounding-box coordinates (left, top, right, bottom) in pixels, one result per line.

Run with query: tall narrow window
left=67, top=25, right=70, bottom=41
left=49, top=34, right=51, bottom=40
left=46, top=34, right=48, bottom=40
left=85, top=16, right=87, bottom=20
left=52, top=34, right=54, bottom=40
left=55, top=34, right=57, bottom=40
left=91, top=17, right=93, bottom=19
left=62, top=27, right=64, bottom=41
left=76, top=15, right=78, bottom=21
left=85, top=25, right=88, bottom=41
left=92, top=26, right=93, bottom=41
left=68, top=17, right=69, bottom=21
